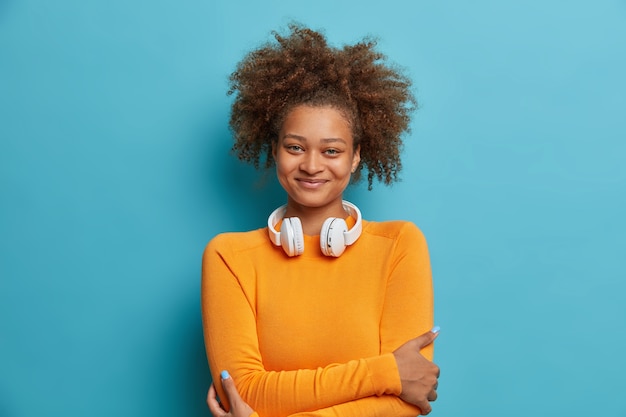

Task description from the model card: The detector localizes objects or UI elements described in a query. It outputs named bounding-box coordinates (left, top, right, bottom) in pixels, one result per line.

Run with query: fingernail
left=220, top=370, right=230, bottom=380
left=430, top=325, right=441, bottom=334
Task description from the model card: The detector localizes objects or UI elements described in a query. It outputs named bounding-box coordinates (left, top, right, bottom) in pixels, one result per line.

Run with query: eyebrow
left=282, top=134, right=347, bottom=144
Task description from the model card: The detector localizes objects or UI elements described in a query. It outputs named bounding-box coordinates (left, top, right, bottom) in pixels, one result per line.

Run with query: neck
left=284, top=198, right=349, bottom=236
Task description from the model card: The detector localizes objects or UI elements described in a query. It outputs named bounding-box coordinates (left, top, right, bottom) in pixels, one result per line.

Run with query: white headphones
left=267, top=200, right=363, bottom=257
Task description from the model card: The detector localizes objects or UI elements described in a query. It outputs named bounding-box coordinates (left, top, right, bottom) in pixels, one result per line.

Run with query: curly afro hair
left=228, top=23, right=416, bottom=189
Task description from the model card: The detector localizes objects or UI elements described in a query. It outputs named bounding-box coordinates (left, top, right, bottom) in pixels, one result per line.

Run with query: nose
left=299, top=152, right=323, bottom=174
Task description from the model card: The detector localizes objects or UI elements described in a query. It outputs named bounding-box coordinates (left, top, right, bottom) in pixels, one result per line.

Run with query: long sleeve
left=289, top=395, right=419, bottom=417
left=201, top=221, right=434, bottom=417
left=380, top=222, right=434, bottom=359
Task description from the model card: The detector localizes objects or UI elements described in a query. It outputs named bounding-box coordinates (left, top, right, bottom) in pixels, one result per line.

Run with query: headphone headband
left=267, top=205, right=287, bottom=246
left=267, top=200, right=362, bottom=256
left=339, top=201, right=362, bottom=245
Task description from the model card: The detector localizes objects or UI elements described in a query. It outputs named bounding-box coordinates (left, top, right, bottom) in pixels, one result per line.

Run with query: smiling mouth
left=297, top=179, right=328, bottom=188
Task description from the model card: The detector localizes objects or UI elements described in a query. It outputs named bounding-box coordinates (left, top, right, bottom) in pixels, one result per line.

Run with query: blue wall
left=1, top=1, right=625, bottom=416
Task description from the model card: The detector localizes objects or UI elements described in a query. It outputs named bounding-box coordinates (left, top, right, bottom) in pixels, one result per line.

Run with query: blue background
left=1, top=1, right=625, bottom=416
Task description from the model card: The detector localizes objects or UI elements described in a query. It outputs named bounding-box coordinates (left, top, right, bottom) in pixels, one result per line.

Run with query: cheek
left=274, top=155, right=290, bottom=175
left=332, top=161, right=354, bottom=178
left=274, top=156, right=294, bottom=185
left=274, top=162, right=286, bottom=181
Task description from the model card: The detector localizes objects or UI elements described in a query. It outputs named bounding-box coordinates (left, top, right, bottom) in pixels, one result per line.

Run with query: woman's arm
left=210, top=334, right=439, bottom=417
left=209, top=382, right=415, bottom=417
left=207, top=371, right=413, bottom=417
left=380, top=222, right=435, bottom=357
left=380, top=222, right=440, bottom=414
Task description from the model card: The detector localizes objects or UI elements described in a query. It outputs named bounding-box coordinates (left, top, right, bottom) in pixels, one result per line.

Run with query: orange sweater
left=202, top=219, right=434, bottom=417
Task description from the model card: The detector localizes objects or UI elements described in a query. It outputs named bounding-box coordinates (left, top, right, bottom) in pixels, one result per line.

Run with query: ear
left=271, top=140, right=278, bottom=160
left=351, top=145, right=361, bottom=172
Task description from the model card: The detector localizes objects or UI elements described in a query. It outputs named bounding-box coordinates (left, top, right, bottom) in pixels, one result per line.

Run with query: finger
left=417, top=400, right=432, bottom=415
left=220, top=370, right=244, bottom=404
left=427, top=389, right=438, bottom=402
left=207, top=384, right=227, bottom=417
left=415, top=326, right=440, bottom=349
left=207, top=383, right=216, bottom=407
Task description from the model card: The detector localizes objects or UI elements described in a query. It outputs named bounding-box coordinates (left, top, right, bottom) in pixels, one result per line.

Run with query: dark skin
left=207, top=329, right=440, bottom=417
left=207, top=374, right=254, bottom=417
left=393, top=329, right=441, bottom=415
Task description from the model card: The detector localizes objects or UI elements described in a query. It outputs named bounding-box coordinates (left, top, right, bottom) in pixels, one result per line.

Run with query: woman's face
left=273, top=105, right=361, bottom=213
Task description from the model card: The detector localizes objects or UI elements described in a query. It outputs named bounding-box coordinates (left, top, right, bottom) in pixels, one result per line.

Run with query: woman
left=202, top=24, right=440, bottom=417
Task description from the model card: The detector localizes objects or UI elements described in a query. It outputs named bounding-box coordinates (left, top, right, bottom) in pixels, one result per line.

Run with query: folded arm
left=201, top=223, right=436, bottom=417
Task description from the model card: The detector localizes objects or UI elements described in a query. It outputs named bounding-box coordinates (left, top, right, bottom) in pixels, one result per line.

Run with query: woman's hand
left=207, top=370, right=256, bottom=417
left=392, top=327, right=441, bottom=415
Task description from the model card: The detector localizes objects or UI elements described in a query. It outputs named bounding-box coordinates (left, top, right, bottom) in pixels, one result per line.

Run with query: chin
left=292, top=194, right=342, bottom=209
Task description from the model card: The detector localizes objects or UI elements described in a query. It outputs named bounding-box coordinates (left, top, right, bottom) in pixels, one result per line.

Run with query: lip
left=296, top=178, right=328, bottom=189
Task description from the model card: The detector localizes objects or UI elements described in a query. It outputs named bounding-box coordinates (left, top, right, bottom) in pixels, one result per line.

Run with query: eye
left=285, top=144, right=304, bottom=153
left=324, top=148, right=341, bottom=156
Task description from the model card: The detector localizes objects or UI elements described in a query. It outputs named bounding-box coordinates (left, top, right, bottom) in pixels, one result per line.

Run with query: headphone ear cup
left=281, top=217, right=304, bottom=257
left=320, top=217, right=348, bottom=257
left=290, top=217, right=304, bottom=256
